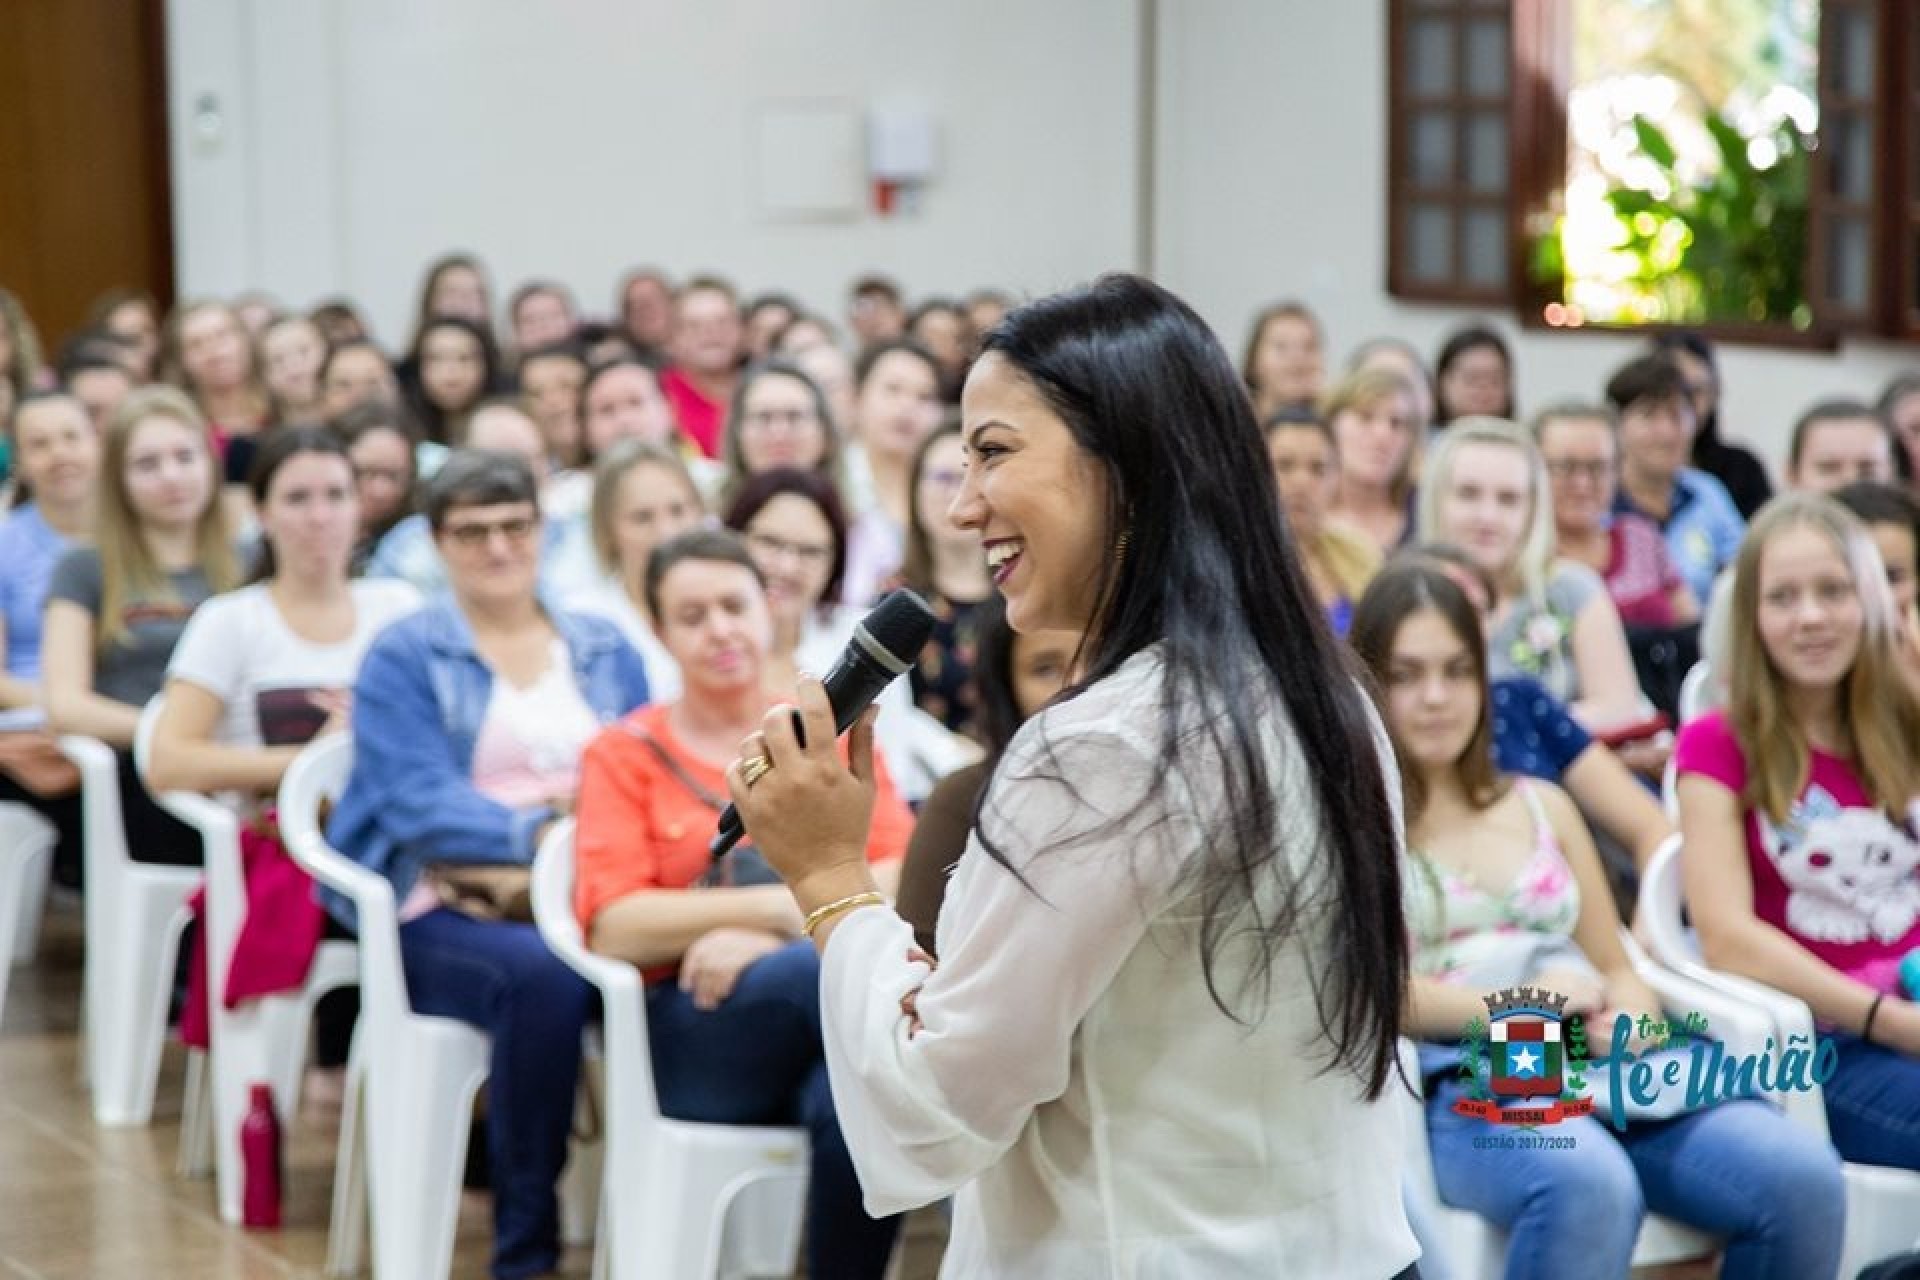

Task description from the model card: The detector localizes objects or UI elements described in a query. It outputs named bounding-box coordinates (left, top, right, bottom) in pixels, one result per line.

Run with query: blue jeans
left=1823, top=1031, right=1920, bottom=1170
left=647, top=939, right=900, bottom=1279
left=1427, top=1079, right=1844, bottom=1280
left=400, top=908, right=595, bottom=1280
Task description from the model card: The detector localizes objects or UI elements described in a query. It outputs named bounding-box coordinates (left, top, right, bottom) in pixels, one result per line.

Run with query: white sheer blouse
left=822, top=649, right=1417, bottom=1278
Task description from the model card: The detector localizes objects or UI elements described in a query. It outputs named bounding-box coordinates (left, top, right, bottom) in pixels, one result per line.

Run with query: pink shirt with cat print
left=1675, top=708, right=1920, bottom=994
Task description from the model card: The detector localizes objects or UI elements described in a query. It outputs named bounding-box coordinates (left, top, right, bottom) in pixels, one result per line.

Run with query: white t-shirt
left=166, top=579, right=422, bottom=750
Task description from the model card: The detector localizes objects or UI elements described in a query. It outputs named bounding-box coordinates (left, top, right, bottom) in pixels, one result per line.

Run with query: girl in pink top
left=1675, top=492, right=1920, bottom=1170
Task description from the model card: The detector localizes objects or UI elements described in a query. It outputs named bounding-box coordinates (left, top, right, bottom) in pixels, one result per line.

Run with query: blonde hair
left=1727, top=493, right=1920, bottom=825
left=1319, top=367, right=1422, bottom=502
left=589, top=438, right=705, bottom=577
left=95, top=387, right=239, bottom=654
left=160, top=299, right=269, bottom=422
left=0, top=288, right=44, bottom=396
left=1416, top=415, right=1557, bottom=606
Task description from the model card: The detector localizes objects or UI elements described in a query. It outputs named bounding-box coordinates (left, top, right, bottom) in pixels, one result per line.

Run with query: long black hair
left=977, top=274, right=1406, bottom=1098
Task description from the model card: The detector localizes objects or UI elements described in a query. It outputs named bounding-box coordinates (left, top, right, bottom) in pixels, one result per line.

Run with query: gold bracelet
left=802, top=891, right=885, bottom=939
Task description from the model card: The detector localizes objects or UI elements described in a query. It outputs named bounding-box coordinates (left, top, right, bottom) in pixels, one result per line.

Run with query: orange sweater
left=574, top=702, right=912, bottom=968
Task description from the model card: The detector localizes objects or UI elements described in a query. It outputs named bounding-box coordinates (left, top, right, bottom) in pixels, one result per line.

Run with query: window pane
left=1409, top=111, right=1456, bottom=185
left=1464, top=17, right=1509, bottom=97
left=1407, top=16, right=1456, bottom=96
left=1464, top=207, right=1508, bottom=286
left=1829, top=112, right=1872, bottom=204
left=1828, top=5, right=1875, bottom=99
left=1408, top=204, right=1455, bottom=283
left=1828, top=218, right=1870, bottom=310
left=1465, top=112, right=1507, bottom=192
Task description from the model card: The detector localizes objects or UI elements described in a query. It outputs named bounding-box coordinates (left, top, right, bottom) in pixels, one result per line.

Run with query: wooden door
left=0, top=0, right=173, bottom=358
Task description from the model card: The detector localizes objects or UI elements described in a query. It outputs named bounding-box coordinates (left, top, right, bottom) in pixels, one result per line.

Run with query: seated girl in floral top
left=1353, top=559, right=1842, bottom=1280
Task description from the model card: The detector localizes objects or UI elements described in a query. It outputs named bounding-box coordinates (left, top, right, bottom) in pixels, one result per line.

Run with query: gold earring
left=1114, top=528, right=1132, bottom=560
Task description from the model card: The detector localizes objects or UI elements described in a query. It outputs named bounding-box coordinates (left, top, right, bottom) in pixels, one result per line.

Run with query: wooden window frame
left=1387, top=0, right=1920, bottom=348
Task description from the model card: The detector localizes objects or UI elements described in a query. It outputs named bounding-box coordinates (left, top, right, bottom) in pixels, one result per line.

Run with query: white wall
left=1151, top=0, right=1919, bottom=471
left=166, top=0, right=1142, bottom=347
left=168, top=0, right=1919, bottom=470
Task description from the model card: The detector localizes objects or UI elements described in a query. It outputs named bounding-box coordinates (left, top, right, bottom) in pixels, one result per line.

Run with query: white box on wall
left=751, top=100, right=865, bottom=222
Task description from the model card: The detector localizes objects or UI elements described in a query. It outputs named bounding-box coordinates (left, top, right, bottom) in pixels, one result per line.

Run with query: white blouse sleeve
left=820, top=724, right=1198, bottom=1215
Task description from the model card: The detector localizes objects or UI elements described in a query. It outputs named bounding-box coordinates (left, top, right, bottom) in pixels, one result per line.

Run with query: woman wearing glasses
left=1535, top=404, right=1699, bottom=629
left=714, top=360, right=844, bottom=511
left=326, top=450, right=651, bottom=1280
left=723, top=467, right=974, bottom=803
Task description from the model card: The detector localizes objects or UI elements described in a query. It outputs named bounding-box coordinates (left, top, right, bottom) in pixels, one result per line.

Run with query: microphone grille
left=863, top=588, right=939, bottom=662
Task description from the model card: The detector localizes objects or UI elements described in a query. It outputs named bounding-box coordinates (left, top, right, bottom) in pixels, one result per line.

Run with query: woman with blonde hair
left=1418, top=416, right=1645, bottom=732
left=162, top=299, right=271, bottom=463
left=560, top=438, right=708, bottom=699
left=1324, top=365, right=1424, bottom=555
left=1677, top=493, right=1920, bottom=1170
left=42, top=385, right=239, bottom=866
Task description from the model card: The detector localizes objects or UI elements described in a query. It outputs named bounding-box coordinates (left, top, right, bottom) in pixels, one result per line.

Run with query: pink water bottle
left=240, top=1082, right=282, bottom=1228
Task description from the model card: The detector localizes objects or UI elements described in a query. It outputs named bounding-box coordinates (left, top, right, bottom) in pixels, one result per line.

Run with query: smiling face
left=583, top=363, right=674, bottom=455
left=1536, top=413, right=1617, bottom=535
left=13, top=396, right=101, bottom=509
left=1435, top=440, right=1533, bottom=579
left=1382, top=606, right=1483, bottom=776
left=519, top=352, right=586, bottom=462
left=610, top=461, right=703, bottom=581
left=741, top=492, right=838, bottom=630
left=1755, top=523, right=1865, bottom=696
left=259, top=450, right=359, bottom=580
left=738, top=372, right=827, bottom=474
left=1867, top=520, right=1919, bottom=620
left=1331, top=390, right=1416, bottom=492
left=122, top=414, right=215, bottom=532
left=950, top=353, right=1111, bottom=635
left=1439, top=344, right=1509, bottom=419
left=653, top=558, right=772, bottom=697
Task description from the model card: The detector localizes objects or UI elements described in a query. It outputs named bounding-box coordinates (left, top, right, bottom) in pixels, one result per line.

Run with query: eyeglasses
left=354, top=465, right=410, bottom=486
left=741, top=408, right=818, bottom=432
left=922, top=466, right=966, bottom=490
left=441, top=515, right=540, bottom=547
left=745, top=529, right=834, bottom=567
left=1544, top=459, right=1613, bottom=483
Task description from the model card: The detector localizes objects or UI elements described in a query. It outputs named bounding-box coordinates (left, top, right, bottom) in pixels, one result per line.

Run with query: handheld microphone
left=710, top=588, right=937, bottom=860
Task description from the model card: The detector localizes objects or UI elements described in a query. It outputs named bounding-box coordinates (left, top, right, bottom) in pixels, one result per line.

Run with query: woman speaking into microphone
left=726, top=274, right=1416, bottom=1278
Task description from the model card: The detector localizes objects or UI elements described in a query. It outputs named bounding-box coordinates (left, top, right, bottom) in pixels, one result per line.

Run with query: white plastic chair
left=1676, top=659, right=1719, bottom=725
left=57, top=732, right=200, bottom=1125
left=133, top=696, right=360, bottom=1222
left=0, top=800, right=59, bottom=1022
left=1636, top=836, right=1920, bottom=1275
left=279, top=732, right=488, bottom=1279
left=530, top=821, right=808, bottom=1280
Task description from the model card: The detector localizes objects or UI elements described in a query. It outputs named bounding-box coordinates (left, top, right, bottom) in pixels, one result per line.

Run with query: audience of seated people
left=13, top=259, right=1920, bottom=1280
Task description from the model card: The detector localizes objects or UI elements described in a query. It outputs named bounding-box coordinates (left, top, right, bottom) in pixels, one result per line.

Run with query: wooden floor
left=0, top=897, right=948, bottom=1280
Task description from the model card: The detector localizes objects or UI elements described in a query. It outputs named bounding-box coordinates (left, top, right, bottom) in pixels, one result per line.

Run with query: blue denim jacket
left=322, top=598, right=650, bottom=927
